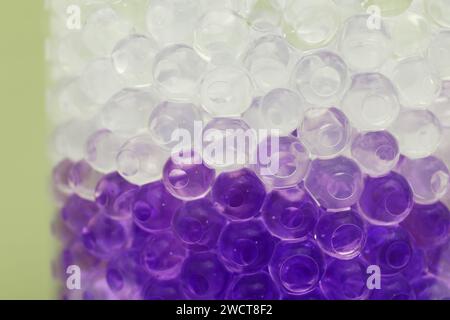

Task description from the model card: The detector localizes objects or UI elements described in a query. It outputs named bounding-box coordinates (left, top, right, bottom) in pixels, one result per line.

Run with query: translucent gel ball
left=52, top=159, right=74, bottom=196
left=61, top=195, right=98, bottom=234
left=269, top=240, right=324, bottom=295
left=398, top=156, right=450, bottom=205
left=200, top=66, right=254, bottom=117
left=68, top=160, right=103, bottom=201
left=351, top=131, right=400, bottom=177
left=428, top=240, right=450, bottom=282
left=299, top=107, right=352, bottom=159
left=341, top=73, right=400, bottom=130
left=430, top=81, right=450, bottom=128
left=391, top=57, right=441, bottom=108
left=56, top=78, right=99, bottom=120
left=142, top=279, right=186, bottom=300
left=429, top=32, right=450, bottom=81
left=358, top=172, right=413, bottom=226
left=425, top=0, right=450, bottom=29
left=112, top=34, right=159, bottom=87
left=86, top=129, right=126, bottom=174
left=153, top=44, right=207, bottom=101
left=305, top=156, right=363, bottom=210
left=339, top=14, right=391, bottom=72
left=363, top=0, right=412, bottom=17
left=261, top=184, right=320, bottom=240
left=390, top=109, right=442, bottom=159
left=292, top=50, right=349, bottom=107
left=411, top=275, right=450, bottom=300
left=227, top=272, right=280, bottom=300
left=371, top=275, right=415, bottom=300
left=106, top=249, right=148, bottom=292
left=247, top=0, right=282, bottom=33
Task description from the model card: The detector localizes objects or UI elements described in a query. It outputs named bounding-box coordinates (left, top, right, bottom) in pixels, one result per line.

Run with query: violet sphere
left=227, top=272, right=280, bottom=300
left=61, top=195, right=98, bottom=234
left=142, top=279, right=186, bottom=300
left=370, top=275, right=415, bottom=300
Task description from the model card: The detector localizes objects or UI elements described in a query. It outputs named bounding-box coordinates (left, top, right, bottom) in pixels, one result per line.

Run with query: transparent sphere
left=362, top=0, right=412, bottom=17
left=430, top=81, right=450, bottom=128
left=425, top=0, right=450, bottom=29
left=341, top=73, right=400, bottom=130
left=292, top=50, right=349, bottom=107
left=153, top=44, right=207, bottom=101
left=82, top=7, right=133, bottom=56
left=116, top=134, right=168, bottom=185
left=390, top=109, right=442, bottom=159
left=194, top=9, right=249, bottom=63
left=398, top=156, right=450, bottom=205
left=242, top=35, right=290, bottom=93
left=351, top=131, right=399, bottom=177
left=86, top=129, right=126, bottom=174
left=112, top=34, right=159, bottom=87
left=429, top=32, right=450, bottom=81
left=283, top=0, right=341, bottom=50
left=227, top=272, right=280, bottom=300
left=371, top=275, right=415, bottom=300
left=339, top=14, right=391, bottom=72
left=148, top=101, right=203, bottom=150
left=56, top=78, right=99, bottom=121
left=247, top=0, right=282, bottom=32
left=391, top=57, right=441, bottom=108
left=56, top=31, right=92, bottom=76
left=299, top=107, right=352, bottom=159
left=68, top=160, right=103, bottom=201
left=101, top=88, right=160, bottom=136
left=200, top=66, right=254, bottom=117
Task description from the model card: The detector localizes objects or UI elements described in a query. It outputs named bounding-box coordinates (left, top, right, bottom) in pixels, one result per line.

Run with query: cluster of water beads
left=47, top=0, right=450, bottom=300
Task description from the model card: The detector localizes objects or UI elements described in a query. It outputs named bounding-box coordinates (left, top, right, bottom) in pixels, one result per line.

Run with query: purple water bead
left=314, top=209, right=366, bottom=260
left=140, top=232, right=187, bottom=280
left=305, top=156, right=363, bottom=210
left=61, top=241, right=99, bottom=275
left=172, top=199, right=226, bottom=251
left=320, top=258, right=371, bottom=300
left=218, top=220, right=277, bottom=273
left=269, top=240, right=324, bottom=295
left=370, top=275, right=415, bottom=300
left=106, top=249, right=148, bottom=292
left=53, top=159, right=74, bottom=196
left=363, top=226, right=414, bottom=276
left=162, top=150, right=215, bottom=201
left=68, top=160, right=103, bottom=201
left=411, top=275, right=450, bottom=300
left=142, top=279, right=186, bottom=300
left=180, top=252, right=231, bottom=300
left=427, top=239, right=450, bottom=281
left=261, top=185, right=319, bottom=240
left=227, top=272, right=280, bottom=300
left=212, top=169, right=266, bottom=220
left=351, top=131, right=400, bottom=177
left=61, top=195, right=98, bottom=234
left=132, top=181, right=183, bottom=231
left=358, top=172, right=413, bottom=225
left=282, top=288, right=326, bottom=300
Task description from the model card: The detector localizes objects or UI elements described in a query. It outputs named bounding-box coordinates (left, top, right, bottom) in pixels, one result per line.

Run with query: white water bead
left=291, top=50, right=349, bottom=107
left=391, top=57, right=441, bottom=108
left=153, top=44, right=207, bottom=101
left=425, top=0, right=450, bottom=29
left=200, top=66, right=254, bottom=117
left=101, top=88, right=160, bottom=137
left=112, top=34, right=159, bottom=87
left=341, top=73, right=400, bottom=131
left=116, top=134, right=169, bottom=186
left=56, top=31, right=92, bottom=76
left=247, top=0, right=282, bottom=33
left=431, top=81, right=450, bottom=128
left=390, top=109, right=442, bottom=159
left=58, top=78, right=101, bottom=118
left=428, top=31, right=450, bottom=81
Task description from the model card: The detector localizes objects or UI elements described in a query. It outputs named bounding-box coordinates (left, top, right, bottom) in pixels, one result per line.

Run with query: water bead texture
left=370, top=275, right=415, bottom=300
left=56, top=78, right=99, bottom=120
left=339, top=15, right=391, bottom=72
left=142, top=279, right=186, bottom=300
left=106, top=249, right=148, bottom=292
left=269, top=240, right=324, bottom=295
left=200, top=66, right=254, bottom=117
left=358, top=172, right=413, bottom=226
left=398, top=156, right=450, bottom=204
left=116, top=134, right=168, bottom=186
left=390, top=109, right=442, bottom=159
left=411, top=275, right=450, bottom=300
left=172, top=199, right=226, bottom=251
left=305, top=156, right=363, bottom=210
left=292, top=51, right=349, bottom=107
left=61, top=195, right=98, bottom=234
left=53, top=159, right=75, bottom=196
left=341, top=73, right=400, bottom=131
left=362, top=0, right=412, bottom=17
left=153, top=44, right=207, bottom=101
left=86, top=129, right=126, bottom=174
left=320, top=258, right=371, bottom=300
left=227, top=272, right=280, bottom=300
left=429, top=32, right=450, bottom=81
left=261, top=185, right=319, bottom=240
left=425, top=0, right=450, bottom=29
left=314, top=209, right=366, bottom=260
left=212, top=169, right=266, bottom=220
left=299, top=107, right=352, bottom=159
left=247, top=0, right=282, bottom=33
left=430, top=81, right=450, bottom=128
left=162, top=150, right=215, bottom=201
left=180, top=252, right=231, bottom=300
left=283, top=0, right=341, bottom=50
left=68, top=160, right=104, bottom=201
left=351, top=131, right=400, bottom=177
left=428, top=240, right=450, bottom=281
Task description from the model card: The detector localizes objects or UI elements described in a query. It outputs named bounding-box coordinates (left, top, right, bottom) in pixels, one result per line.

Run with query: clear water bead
left=430, top=81, right=450, bottom=128
left=247, top=0, right=282, bottom=33
left=428, top=31, right=450, bottom=81
left=86, top=129, right=126, bottom=174
left=362, top=0, right=412, bottom=17
left=425, top=0, right=450, bottom=29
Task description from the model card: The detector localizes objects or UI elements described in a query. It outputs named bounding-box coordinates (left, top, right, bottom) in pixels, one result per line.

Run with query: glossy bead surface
left=227, top=272, right=280, bottom=300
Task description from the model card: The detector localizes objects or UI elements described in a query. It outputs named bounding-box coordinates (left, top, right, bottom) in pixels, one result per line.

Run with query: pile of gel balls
left=47, top=0, right=450, bottom=300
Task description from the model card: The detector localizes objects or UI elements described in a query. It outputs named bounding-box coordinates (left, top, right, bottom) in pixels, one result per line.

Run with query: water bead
left=86, top=129, right=126, bottom=174
left=358, top=172, right=413, bottom=226
left=341, top=73, right=400, bottom=131
left=362, top=0, right=412, bottom=17
left=116, top=134, right=168, bottom=186
left=269, top=240, right=324, bottom=295
left=106, top=249, right=148, bottom=292
left=390, top=109, right=442, bottom=159
left=52, top=159, right=75, bottom=196
left=57, top=78, right=99, bottom=120
left=411, top=275, right=450, bottom=300
left=61, top=195, right=98, bottom=234
left=299, top=107, right=352, bottom=159
left=212, top=169, right=266, bottom=220
left=261, top=185, right=319, bottom=240
left=62, top=241, right=99, bottom=275
left=398, top=156, right=449, bottom=204
left=172, top=199, right=226, bottom=251
left=200, top=66, right=254, bottom=117
left=314, top=209, right=366, bottom=260
left=227, top=272, right=280, bottom=300
left=370, top=275, right=415, bottom=300
left=305, top=156, right=363, bottom=210
left=428, top=32, right=450, bottom=81
left=425, top=0, right=450, bottom=29
left=351, top=131, right=400, bottom=177
left=282, top=288, right=326, bottom=300
left=68, top=160, right=104, bottom=201
left=428, top=240, right=450, bottom=282
left=142, top=279, right=186, bottom=300
left=430, top=81, right=450, bottom=128
left=247, top=0, right=282, bottom=33
left=292, top=51, right=349, bottom=107
left=180, top=252, right=231, bottom=300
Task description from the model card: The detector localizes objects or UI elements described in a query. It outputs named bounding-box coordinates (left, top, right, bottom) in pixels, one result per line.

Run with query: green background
left=0, top=0, right=54, bottom=299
